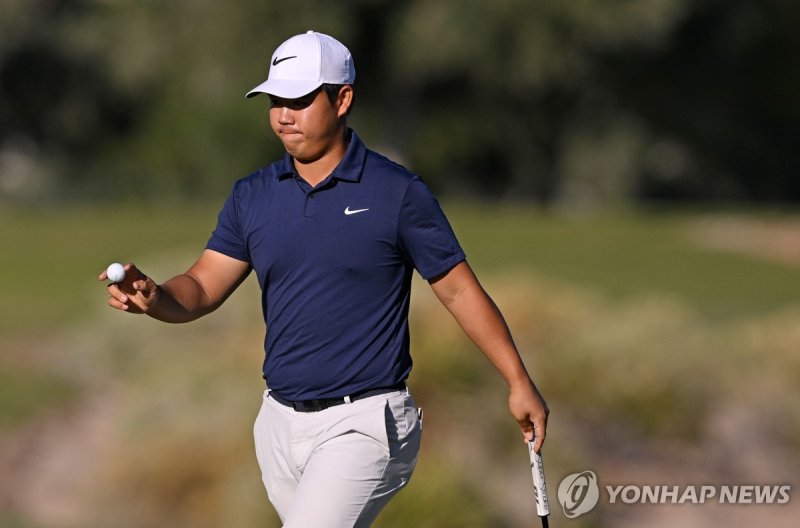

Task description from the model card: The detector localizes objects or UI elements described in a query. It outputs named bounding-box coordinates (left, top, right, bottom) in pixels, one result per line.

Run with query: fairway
left=3, top=203, right=800, bottom=336
left=0, top=204, right=218, bottom=335
left=448, top=204, right=800, bottom=320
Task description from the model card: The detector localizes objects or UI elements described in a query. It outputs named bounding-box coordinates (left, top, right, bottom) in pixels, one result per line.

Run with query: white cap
left=246, top=30, right=355, bottom=99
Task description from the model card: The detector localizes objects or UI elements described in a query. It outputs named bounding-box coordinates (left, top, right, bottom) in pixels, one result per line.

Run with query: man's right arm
left=101, top=249, right=251, bottom=323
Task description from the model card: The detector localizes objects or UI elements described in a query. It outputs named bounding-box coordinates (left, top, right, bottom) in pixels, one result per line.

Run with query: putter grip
left=528, top=441, right=550, bottom=517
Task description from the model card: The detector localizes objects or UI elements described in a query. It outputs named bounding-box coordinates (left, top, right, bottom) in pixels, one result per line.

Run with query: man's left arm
left=429, top=260, right=549, bottom=452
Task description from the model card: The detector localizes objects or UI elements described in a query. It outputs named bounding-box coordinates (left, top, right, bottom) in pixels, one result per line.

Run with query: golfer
left=100, top=30, right=548, bottom=527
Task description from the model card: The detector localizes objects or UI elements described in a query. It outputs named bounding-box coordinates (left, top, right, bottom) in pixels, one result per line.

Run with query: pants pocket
left=384, top=392, right=421, bottom=458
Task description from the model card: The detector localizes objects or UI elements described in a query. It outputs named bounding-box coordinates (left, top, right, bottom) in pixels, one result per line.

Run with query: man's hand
left=99, top=262, right=159, bottom=314
left=98, top=250, right=250, bottom=323
left=509, top=378, right=549, bottom=453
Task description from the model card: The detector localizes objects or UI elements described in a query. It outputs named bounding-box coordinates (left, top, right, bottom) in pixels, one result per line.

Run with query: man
left=100, top=30, right=548, bottom=527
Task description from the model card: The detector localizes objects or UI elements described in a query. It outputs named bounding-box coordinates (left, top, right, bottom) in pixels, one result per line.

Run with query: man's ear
left=336, top=85, right=354, bottom=118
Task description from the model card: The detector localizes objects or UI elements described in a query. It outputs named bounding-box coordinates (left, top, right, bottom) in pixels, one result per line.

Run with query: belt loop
left=344, top=395, right=352, bottom=404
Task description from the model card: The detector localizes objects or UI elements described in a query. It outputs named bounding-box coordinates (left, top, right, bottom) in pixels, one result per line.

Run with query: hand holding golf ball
left=99, top=262, right=159, bottom=313
left=106, top=262, right=126, bottom=283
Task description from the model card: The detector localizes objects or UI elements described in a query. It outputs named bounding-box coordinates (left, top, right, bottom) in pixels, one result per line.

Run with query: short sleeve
left=206, top=183, right=251, bottom=263
left=397, top=177, right=466, bottom=280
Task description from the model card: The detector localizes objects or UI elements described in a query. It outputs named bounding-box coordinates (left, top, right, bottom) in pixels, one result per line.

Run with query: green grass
left=0, top=366, right=78, bottom=428
left=0, top=517, right=43, bottom=528
left=448, top=205, right=800, bottom=319
left=0, top=202, right=219, bottom=336
left=3, top=203, right=799, bottom=337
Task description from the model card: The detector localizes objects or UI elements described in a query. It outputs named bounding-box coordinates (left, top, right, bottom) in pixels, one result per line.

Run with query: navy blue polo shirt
left=207, top=130, right=465, bottom=400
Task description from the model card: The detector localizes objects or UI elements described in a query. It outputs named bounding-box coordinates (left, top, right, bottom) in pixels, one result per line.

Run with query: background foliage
left=1, top=0, right=799, bottom=204
left=2, top=205, right=799, bottom=527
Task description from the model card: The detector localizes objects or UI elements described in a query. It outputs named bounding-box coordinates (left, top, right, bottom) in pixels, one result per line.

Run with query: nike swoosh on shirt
left=344, top=206, right=369, bottom=215
left=272, top=55, right=297, bottom=66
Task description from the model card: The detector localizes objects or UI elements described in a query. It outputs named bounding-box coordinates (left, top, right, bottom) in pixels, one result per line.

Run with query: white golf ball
left=106, top=262, right=126, bottom=283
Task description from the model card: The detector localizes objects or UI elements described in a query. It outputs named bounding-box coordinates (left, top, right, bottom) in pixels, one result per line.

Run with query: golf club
left=528, top=439, right=550, bottom=527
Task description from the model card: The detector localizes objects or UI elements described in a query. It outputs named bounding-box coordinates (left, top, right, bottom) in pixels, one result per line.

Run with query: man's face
left=268, top=87, right=347, bottom=164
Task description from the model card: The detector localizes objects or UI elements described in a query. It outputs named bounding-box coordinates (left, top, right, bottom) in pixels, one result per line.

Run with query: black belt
left=269, top=382, right=406, bottom=413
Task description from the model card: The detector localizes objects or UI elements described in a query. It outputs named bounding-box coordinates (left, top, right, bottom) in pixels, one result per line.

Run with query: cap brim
left=245, top=79, right=323, bottom=99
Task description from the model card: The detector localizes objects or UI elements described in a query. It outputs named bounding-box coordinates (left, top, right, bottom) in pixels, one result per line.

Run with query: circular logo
left=558, top=470, right=600, bottom=518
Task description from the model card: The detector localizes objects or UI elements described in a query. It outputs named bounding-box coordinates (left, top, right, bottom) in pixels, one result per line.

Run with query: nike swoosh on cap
left=344, top=206, right=369, bottom=215
left=272, top=55, right=297, bottom=66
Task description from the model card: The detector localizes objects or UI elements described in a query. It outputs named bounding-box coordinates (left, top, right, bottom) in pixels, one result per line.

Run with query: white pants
left=253, top=389, right=422, bottom=527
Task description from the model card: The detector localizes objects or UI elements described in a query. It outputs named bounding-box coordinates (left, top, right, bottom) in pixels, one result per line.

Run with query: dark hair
left=322, top=83, right=354, bottom=116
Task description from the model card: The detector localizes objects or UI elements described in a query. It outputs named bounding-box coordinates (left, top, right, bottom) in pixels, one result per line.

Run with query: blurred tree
left=0, top=0, right=144, bottom=200
left=381, top=0, right=690, bottom=202
left=601, top=0, right=800, bottom=202
left=1, top=0, right=798, bottom=204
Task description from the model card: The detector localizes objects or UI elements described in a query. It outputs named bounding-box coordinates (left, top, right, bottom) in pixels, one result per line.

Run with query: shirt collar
left=274, top=129, right=367, bottom=183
